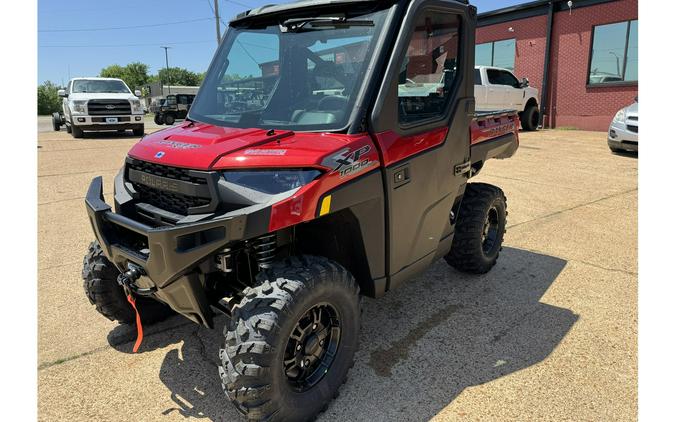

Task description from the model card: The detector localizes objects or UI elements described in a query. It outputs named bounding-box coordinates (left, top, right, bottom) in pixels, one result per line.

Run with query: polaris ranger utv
left=82, top=0, right=519, bottom=420
left=153, top=94, right=196, bottom=126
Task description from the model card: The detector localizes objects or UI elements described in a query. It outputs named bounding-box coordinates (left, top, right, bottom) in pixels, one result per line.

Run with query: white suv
left=54, top=77, right=145, bottom=138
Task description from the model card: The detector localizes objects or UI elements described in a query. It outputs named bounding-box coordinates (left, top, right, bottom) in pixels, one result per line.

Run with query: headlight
left=130, top=99, right=142, bottom=114
left=223, top=170, right=321, bottom=194
left=69, top=100, right=87, bottom=114
left=613, top=109, right=626, bottom=124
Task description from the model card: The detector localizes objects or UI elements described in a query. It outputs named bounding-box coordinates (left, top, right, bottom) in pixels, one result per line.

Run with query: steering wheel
left=318, top=95, right=348, bottom=111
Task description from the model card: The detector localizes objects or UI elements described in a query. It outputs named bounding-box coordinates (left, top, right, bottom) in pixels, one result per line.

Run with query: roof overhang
left=477, top=0, right=619, bottom=27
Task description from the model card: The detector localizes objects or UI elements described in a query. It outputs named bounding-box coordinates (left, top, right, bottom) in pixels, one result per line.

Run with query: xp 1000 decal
left=324, top=145, right=375, bottom=178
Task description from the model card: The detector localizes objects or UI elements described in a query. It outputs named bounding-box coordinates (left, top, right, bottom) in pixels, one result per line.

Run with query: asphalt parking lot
left=37, top=124, right=637, bottom=421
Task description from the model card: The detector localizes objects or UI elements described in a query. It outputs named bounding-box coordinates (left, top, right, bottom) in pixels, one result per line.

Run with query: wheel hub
left=284, top=303, right=341, bottom=392
left=482, top=206, right=499, bottom=255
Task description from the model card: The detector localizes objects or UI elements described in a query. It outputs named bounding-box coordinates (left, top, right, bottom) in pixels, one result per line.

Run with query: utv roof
left=230, top=0, right=469, bottom=25
left=231, top=0, right=379, bottom=24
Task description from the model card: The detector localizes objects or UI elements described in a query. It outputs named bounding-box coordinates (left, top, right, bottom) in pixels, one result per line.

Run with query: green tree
left=121, top=62, right=150, bottom=90
left=37, top=81, right=62, bottom=115
left=99, top=64, right=125, bottom=79
left=100, top=62, right=150, bottom=91
left=157, top=67, right=202, bottom=86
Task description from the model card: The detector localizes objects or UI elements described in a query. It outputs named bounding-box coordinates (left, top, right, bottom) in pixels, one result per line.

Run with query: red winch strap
left=126, top=294, right=144, bottom=353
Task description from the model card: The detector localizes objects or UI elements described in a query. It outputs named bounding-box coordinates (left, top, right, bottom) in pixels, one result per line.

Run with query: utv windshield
left=189, top=6, right=392, bottom=131
left=72, top=79, right=130, bottom=94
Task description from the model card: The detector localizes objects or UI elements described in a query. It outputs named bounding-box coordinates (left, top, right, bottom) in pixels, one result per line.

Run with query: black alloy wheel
left=481, top=205, right=500, bottom=256
left=284, top=303, right=341, bottom=392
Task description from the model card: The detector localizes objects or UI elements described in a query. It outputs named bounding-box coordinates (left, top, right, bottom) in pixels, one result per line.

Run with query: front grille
left=134, top=185, right=211, bottom=215
left=627, top=116, right=638, bottom=121
left=126, top=159, right=214, bottom=215
left=627, top=125, right=638, bottom=133
left=129, top=160, right=209, bottom=185
left=88, top=99, right=131, bottom=115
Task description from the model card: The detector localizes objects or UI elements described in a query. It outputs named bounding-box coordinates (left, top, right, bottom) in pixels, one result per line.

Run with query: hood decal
left=156, top=140, right=201, bottom=150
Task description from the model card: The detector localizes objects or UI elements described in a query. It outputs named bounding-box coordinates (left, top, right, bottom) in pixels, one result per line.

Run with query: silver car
left=608, top=100, right=638, bottom=153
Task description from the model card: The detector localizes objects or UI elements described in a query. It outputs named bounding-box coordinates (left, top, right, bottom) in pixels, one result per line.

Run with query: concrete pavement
left=37, top=128, right=637, bottom=421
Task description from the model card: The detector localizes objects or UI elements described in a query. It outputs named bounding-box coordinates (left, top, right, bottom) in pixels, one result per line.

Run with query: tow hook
left=117, top=264, right=156, bottom=296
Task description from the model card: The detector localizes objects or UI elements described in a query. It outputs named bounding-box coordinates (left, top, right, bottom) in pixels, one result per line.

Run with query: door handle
left=392, top=164, right=411, bottom=188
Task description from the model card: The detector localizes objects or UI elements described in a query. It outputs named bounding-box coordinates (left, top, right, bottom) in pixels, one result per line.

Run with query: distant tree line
left=38, top=62, right=206, bottom=115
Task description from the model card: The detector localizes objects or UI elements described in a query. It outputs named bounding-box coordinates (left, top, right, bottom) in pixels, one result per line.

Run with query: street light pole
left=214, top=0, right=222, bottom=44
left=160, top=46, right=172, bottom=94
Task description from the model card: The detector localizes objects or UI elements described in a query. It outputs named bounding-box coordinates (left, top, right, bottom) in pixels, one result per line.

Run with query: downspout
left=539, top=0, right=555, bottom=128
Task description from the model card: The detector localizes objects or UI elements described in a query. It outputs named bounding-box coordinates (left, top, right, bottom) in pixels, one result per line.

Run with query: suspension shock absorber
left=252, top=233, right=277, bottom=269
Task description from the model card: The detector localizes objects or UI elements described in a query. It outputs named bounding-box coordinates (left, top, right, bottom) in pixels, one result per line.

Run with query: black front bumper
left=85, top=176, right=248, bottom=327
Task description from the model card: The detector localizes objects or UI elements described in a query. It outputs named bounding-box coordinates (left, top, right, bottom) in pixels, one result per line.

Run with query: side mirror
left=520, top=77, right=530, bottom=88
left=134, top=90, right=142, bottom=97
left=57, top=89, right=67, bottom=98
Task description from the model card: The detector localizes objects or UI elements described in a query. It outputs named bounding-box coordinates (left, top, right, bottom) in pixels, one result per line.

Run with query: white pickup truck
left=52, top=77, right=145, bottom=138
left=474, top=66, right=540, bottom=131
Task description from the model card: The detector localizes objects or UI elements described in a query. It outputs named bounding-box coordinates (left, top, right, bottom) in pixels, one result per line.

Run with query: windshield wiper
left=281, top=16, right=373, bottom=32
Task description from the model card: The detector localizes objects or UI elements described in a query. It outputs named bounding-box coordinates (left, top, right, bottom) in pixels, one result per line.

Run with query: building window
left=588, top=20, right=638, bottom=85
left=398, top=11, right=461, bottom=124
left=475, top=39, right=515, bottom=71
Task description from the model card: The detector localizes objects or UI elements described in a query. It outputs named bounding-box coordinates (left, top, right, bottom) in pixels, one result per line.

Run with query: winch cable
left=126, top=293, right=144, bottom=353
left=117, top=265, right=147, bottom=353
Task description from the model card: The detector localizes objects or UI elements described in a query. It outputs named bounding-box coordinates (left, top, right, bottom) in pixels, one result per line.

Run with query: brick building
left=477, top=0, right=638, bottom=130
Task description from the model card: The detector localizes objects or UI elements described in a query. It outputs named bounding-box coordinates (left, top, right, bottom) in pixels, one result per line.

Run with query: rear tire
left=163, top=114, right=175, bottom=126
left=521, top=105, right=539, bottom=131
left=82, top=241, right=173, bottom=325
left=71, top=125, right=84, bottom=138
left=133, top=125, right=144, bottom=137
left=154, top=114, right=164, bottom=125
left=52, top=113, right=61, bottom=131
left=220, top=256, right=360, bottom=421
left=445, top=183, right=507, bottom=274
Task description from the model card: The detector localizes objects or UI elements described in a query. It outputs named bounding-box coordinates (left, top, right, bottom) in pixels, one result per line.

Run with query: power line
left=224, top=0, right=256, bottom=8
left=236, top=40, right=260, bottom=65
left=39, top=17, right=213, bottom=33
left=39, top=40, right=213, bottom=48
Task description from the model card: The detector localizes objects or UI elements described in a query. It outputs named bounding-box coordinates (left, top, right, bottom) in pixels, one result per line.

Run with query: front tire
left=521, top=105, right=539, bottom=131
left=154, top=114, right=164, bottom=125
left=82, top=241, right=173, bottom=324
left=163, top=114, right=175, bottom=125
left=133, top=125, right=144, bottom=137
left=445, top=183, right=507, bottom=274
left=71, top=125, right=84, bottom=138
left=220, top=256, right=360, bottom=421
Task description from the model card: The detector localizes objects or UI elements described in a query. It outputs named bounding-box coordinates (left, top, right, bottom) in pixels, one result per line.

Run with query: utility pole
left=160, top=46, right=171, bottom=94
left=214, top=0, right=222, bottom=44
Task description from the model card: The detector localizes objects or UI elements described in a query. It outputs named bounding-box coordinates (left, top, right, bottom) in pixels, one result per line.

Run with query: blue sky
left=38, top=0, right=524, bottom=84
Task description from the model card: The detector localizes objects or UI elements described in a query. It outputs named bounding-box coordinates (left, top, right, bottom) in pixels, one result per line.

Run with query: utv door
left=176, top=95, right=190, bottom=118
left=369, top=0, right=476, bottom=289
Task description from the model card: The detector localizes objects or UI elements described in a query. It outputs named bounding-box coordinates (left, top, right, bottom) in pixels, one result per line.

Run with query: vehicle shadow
left=111, top=246, right=577, bottom=421
left=612, top=150, right=638, bottom=159
left=81, top=130, right=144, bottom=139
